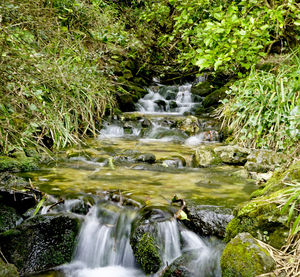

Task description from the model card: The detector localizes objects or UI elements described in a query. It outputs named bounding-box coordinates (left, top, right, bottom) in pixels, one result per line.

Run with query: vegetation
left=218, top=49, right=300, bottom=152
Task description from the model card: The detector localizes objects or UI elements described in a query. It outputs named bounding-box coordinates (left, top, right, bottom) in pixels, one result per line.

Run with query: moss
left=0, top=213, right=81, bottom=275
left=136, top=232, right=161, bottom=274
left=221, top=233, right=275, bottom=277
left=202, top=86, right=228, bottom=108
left=0, top=156, right=38, bottom=172
left=0, top=204, right=21, bottom=233
left=0, top=258, right=19, bottom=277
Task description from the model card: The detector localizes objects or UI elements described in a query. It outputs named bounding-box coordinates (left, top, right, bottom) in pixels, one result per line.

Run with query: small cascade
left=136, top=83, right=198, bottom=115
left=99, top=124, right=125, bottom=138
left=157, top=219, right=182, bottom=264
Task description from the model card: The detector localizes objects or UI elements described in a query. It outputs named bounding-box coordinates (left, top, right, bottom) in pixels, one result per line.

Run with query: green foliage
left=280, top=182, right=300, bottom=236
left=0, top=0, right=149, bottom=154
left=219, top=49, right=300, bottom=152
left=142, top=0, right=300, bottom=73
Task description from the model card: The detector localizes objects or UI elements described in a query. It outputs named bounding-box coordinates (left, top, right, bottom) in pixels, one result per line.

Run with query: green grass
left=218, top=49, right=300, bottom=152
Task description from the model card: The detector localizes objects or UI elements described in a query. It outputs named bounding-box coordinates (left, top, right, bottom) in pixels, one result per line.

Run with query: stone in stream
left=130, top=206, right=176, bottom=274
left=182, top=204, right=233, bottom=238
left=0, top=204, right=22, bottom=233
left=0, top=213, right=81, bottom=275
left=213, top=145, right=250, bottom=165
left=160, top=250, right=198, bottom=277
left=221, top=233, right=276, bottom=277
left=113, top=151, right=156, bottom=165
left=192, top=146, right=222, bottom=167
left=176, top=116, right=200, bottom=136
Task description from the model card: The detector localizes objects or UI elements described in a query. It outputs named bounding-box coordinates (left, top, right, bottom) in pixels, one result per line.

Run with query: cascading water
left=136, top=83, right=197, bottom=115
left=60, top=203, right=223, bottom=277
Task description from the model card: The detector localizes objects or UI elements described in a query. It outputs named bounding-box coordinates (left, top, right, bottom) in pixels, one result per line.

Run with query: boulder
left=0, top=213, right=81, bottom=275
left=191, top=81, right=214, bottom=97
left=158, top=156, right=186, bottom=168
left=245, top=150, right=288, bottom=173
left=177, top=116, right=200, bottom=136
left=225, top=161, right=300, bottom=248
left=192, top=146, right=222, bottom=167
left=113, top=151, right=156, bottom=165
left=202, top=87, right=227, bottom=108
left=183, top=204, right=233, bottom=238
left=213, top=145, right=250, bottom=165
left=221, top=233, right=276, bottom=277
left=0, top=204, right=22, bottom=233
left=161, top=250, right=198, bottom=277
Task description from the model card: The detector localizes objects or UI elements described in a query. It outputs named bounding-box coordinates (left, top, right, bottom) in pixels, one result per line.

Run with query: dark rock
left=169, top=101, right=178, bottom=109
left=0, top=213, right=81, bottom=275
left=202, top=87, right=227, bottom=108
left=154, top=99, right=167, bottom=111
left=141, top=118, right=152, bottom=128
left=183, top=204, right=233, bottom=238
left=191, top=81, right=214, bottom=97
left=0, top=204, right=22, bottom=233
left=0, top=258, right=19, bottom=277
left=0, top=187, right=42, bottom=214
left=221, top=233, right=276, bottom=277
left=161, top=250, right=198, bottom=277
left=136, top=153, right=156, bottom=164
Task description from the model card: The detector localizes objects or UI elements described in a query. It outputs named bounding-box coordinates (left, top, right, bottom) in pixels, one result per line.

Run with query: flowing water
left=26, top=81, right=256, bottom=277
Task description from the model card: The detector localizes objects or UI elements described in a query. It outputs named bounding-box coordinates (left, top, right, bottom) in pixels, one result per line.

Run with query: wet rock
left=245, top=150, right=288, bottom=173
left=0, top=204, right=22, bottom=233
left=177, top=116, right=200, bottom=136
left=0, top=213, right=81, bottom=275
left=130, top=207, right=174, bottom=274
left=183, top=204, right=233, bottom=238
left=161, top=250, right=198, bottom=277
left=113, top=151, right=156, bottom=165
left=221, top=233, right=276, bottom=277
left=136, top=153, right=156, bottom=164
left=0, top=187, right=42, bottom=214
left=169, top=101, right=178, bottom=109
left=0, top=258, right=19, bottom=277
left=191, top=81, right=214, bottom=97
left=140, top=118, right=152, bottom=128
left=192, top=146, right=222, bottom=167
left=202, top=86, right=228, bottom=108
left=154, top=99, right=167, bottom=111
left=214, top=145, right=250, bottom=165
left=158, top=156, right=186, bottom=168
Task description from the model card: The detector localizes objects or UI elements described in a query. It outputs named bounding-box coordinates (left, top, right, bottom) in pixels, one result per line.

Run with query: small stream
left=26, top=80, right=256, bottom=277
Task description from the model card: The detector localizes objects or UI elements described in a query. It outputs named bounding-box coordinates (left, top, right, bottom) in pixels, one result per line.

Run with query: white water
left=136, top=84, right=196, bottom=115
left=61, top=204, right=222, bottom=277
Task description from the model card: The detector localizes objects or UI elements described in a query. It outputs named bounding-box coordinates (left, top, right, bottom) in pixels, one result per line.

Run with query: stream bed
left=21, top=81, right=256, bottom=277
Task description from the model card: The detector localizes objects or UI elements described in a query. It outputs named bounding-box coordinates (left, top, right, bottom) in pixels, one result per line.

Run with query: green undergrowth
left=0, top=0, right=155, bottom=154
left=218, top=49, right=300, bottom=152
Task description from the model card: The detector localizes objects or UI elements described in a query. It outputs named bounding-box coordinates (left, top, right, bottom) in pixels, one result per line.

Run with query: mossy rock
left=0, top=204, right=22, bottom=233
left=192, top=146, right=222, bottom=167
left=0, top=156, right=38, bottom=172
left=202, top=86, right=228, bottom=108
left=221, top=233, right=275, bottom=277
left=191, top=81, right=214, bottom=97
left=0, top=258, right=19, bottom=277
left=130, top=206, right=174, bottom=274
left=136, top=233, right=161, bottom=274
left=213, top=145, right=250, bottom=165
left=0, top=213, right=81, bottom=275
left=245, top=150, right=288, bottom=173
left=176, top=116, right=200, bottom=136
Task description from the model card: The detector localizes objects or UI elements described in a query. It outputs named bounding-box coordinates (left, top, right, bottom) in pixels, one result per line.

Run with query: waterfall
left=136, top=84, right=196, bottom=115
